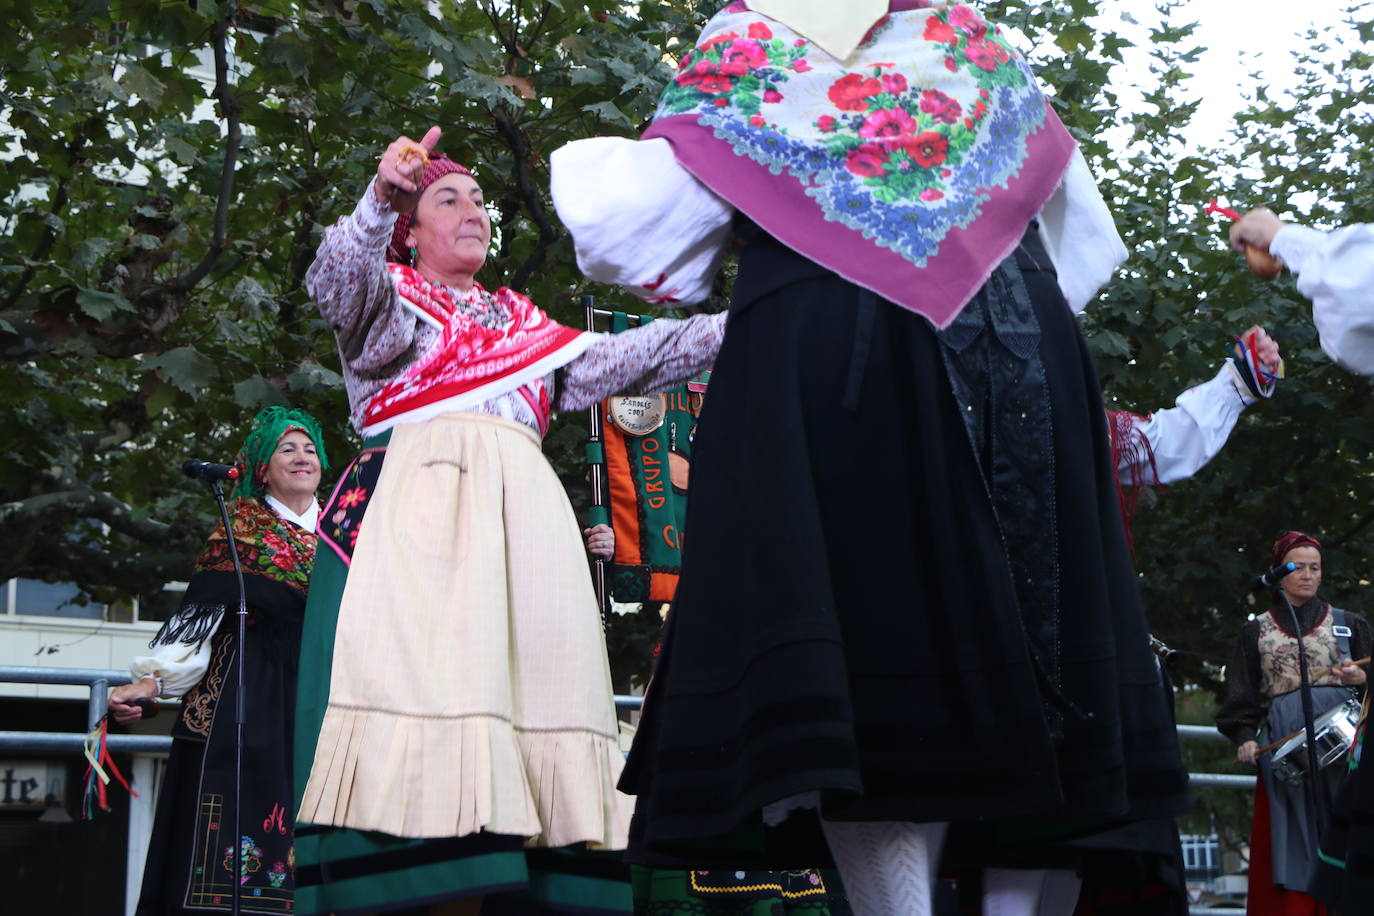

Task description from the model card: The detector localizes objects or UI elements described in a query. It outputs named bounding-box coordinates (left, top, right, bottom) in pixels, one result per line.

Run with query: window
left=2, top=579, right=185, bottom=623
left=11, top=580, right=103, bottom=620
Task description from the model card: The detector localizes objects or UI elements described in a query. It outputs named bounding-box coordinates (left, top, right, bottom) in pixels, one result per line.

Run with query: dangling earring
left=409, top=247, right=418, bottom=263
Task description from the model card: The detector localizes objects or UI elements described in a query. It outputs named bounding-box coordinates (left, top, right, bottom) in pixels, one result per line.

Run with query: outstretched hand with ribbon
left=1206, top=199, right=1284, bottom=279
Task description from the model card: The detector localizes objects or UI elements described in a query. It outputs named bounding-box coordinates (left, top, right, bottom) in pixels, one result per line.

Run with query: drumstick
left=1256, top=727, right=1304, bottom=757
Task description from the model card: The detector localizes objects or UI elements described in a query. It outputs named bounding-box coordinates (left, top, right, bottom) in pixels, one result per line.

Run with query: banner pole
left=585, top=295, right=612, bottom=626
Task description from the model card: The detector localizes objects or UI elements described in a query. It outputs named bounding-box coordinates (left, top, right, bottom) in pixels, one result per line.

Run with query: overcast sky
left=1095, top=0, right=1368, bottom=152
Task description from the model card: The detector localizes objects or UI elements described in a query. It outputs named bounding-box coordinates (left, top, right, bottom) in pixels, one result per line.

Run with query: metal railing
left=0, top=665, right=647, bottom=755
left=1, top=666, right=1251, bottom=773
left=0, top=665, right=174, bottom=753
left=1, top=666, right=1255, bottom=914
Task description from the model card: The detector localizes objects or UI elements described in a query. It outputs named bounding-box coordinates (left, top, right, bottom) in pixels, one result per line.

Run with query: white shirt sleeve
left=550, top=137, right=734, bottom=306
left=129, top=613, right=222, bottom=698
left=1037, top=147, right=1129, bottom=313
left=1271, top=223, right=1374, bottom=375
left=1121, top=361, right=1255, bottom=486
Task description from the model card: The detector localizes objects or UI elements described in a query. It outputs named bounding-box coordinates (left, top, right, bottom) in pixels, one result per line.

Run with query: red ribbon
left=1205, top=198, right=1242, bottom=222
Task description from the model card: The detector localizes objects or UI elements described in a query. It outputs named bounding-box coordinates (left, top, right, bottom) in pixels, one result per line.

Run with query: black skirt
left=137, top=600, right=304, bottom=915
left=1309, top=722, right=1374, bottom=907
left=620, top=223, right=1188, bottom=868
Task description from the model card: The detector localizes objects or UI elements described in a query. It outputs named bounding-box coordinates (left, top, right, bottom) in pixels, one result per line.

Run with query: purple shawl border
left=739, top=0, right=930, bottom=13
left=644, top=103, right=1078, bottom=329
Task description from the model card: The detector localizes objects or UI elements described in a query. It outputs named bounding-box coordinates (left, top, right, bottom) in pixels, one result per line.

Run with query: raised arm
left=305, top=129, right=443, bottom=375
left=304, top=181, right=418, bottom=373
left=1119, top=365, right=1250, bottom=486
left=1271, top=223, right=1374, bottom=374
left=1117, top=328, right=1279, bottom=486
left=556, top=311, right=728, bottom=411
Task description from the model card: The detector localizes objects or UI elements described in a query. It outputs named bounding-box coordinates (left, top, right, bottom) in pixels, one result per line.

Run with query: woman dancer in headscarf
left=292, top=127, right=725, bottom=915
left=109, top=406, right=329, bottom=915
left=551, top=3, right=1189, bottom=913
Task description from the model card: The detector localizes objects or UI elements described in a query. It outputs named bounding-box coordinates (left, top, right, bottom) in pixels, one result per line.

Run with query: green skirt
left=292, top=435, right=631, bottom=915
left=632, top=867, right=850, bottom=915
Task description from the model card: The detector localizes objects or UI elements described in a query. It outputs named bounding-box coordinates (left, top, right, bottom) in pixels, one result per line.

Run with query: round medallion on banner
left=608, top=394, right=667, bottom=436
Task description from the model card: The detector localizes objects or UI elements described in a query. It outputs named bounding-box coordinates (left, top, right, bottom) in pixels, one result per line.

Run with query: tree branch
left=169, top=16, right=242, bottom=293
left=1, top=120, right=94, bottom=310
left=0, top=487, right=173, bottom=543
left=34, top=540, right=196, bottom=598
left=491, top=105, right=560, bottom=290
left=283, top=128, right=324, bottom=307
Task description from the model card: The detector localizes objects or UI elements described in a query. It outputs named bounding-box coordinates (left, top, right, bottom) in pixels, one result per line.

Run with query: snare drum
left=1270, top=699, right=1362, bottom=786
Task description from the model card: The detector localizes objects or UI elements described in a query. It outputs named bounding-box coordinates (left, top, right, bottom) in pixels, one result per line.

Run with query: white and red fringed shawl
left=361, top=264, right=596, bottom=438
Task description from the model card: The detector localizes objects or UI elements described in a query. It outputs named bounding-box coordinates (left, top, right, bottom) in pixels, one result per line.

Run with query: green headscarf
left=234, top=406, right=330, bottom=500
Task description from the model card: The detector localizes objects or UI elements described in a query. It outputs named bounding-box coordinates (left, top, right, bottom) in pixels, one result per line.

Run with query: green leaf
left=287, top=363, right=344, bottom=394
left=232, top=277, right=271, bottom=309
left=145, top=347, right=218, bottom=396
left=233, top=375, right=289, bottom=409
left=76, top=288, right=132, bottom=320
left=569, top=66, right=606, bottom=87
left=144, top=379, right=179, bottom=416
left=261, top=34, right=311, bottom=80
left=71, top=237, right=116, bottom=272
left=118, top=64, right=166, bottom=106
left=213, top=316, right=254, bottom=344
left=581, top=101, right=634, bottom=128
left=165, top=136, right=200, bottom=167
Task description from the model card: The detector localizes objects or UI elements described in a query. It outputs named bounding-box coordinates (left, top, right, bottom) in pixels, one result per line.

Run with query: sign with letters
left=0, top=761, right=65, bottom=810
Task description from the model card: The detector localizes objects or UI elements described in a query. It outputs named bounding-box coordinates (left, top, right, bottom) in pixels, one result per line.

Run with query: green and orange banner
left=597, top=311, right=709, bottom=603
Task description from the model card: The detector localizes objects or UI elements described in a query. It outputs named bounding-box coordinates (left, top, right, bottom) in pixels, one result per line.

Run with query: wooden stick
left=1257, top=727, right=1304, bottom=757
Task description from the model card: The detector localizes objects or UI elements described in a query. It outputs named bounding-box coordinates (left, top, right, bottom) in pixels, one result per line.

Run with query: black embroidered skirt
left=136, top=606, right=303, bottom=915
left=619, top=224, right=1188, bottom=868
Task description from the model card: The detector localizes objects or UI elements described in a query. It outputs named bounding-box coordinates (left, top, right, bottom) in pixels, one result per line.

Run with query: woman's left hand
left=584, top=524, right=615, bottom=561
left=1333, top=659, right=1367, bottom=686
left=1236, top=325, right=1281, bottom=377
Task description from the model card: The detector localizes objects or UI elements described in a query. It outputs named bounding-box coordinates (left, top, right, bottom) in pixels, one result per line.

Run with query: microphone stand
left=205, top=477, right=248, bottom=916
left=1278, top=589, right=1330, bottom=827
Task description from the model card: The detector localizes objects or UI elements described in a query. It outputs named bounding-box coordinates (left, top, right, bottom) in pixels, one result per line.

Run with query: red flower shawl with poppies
left=195, top=498, right=316, bottom=591
left=361, top=265, right=596, bottom=437
left=151, top=498, right=316, bottom=649
left=645, top=0, right=1079, bottom=329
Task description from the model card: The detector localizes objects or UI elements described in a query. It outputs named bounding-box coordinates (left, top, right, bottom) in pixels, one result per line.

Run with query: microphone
left=1252, top=561, right=1298, bottom=592
left=182, top=459, right=241, bottom=482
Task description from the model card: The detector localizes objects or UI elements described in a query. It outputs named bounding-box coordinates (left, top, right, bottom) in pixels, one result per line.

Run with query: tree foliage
left=2, top=0, right=1374, bottom=750
left=0, top=0, right=713, bottom=600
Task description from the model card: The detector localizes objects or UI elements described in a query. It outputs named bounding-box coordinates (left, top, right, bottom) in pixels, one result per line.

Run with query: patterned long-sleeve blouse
left=1215, top=597, right=1372, bottom=746
left=306, top=180, right=728, bottom=435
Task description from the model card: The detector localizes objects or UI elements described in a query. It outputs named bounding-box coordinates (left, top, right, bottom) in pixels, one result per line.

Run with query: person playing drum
left=1216, top=531, right=1371, bottom=914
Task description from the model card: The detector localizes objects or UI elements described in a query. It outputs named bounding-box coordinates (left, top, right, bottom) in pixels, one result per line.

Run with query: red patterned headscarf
left=387, top=153, right=475, bottom=265
left=1270, top=530, right=1322, bottom=569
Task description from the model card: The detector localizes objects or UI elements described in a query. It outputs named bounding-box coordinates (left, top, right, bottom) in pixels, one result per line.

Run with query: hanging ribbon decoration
left=81, top=716, right=138, bottom=819
left=1205, top=198, right=1284, bottom=279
